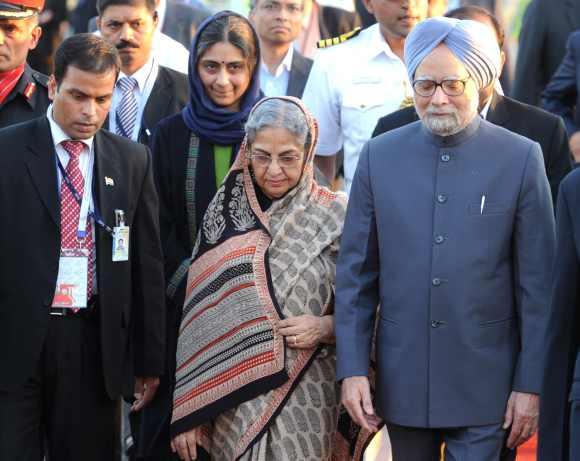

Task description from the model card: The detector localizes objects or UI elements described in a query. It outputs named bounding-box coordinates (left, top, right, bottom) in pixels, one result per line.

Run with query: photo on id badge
left=113, top=209, right=130, bottom=262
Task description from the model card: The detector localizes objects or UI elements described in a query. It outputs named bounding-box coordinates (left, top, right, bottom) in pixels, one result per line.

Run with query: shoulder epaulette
left=316, top=27, right=362, bottom=49
left=31, top=71, right=49, bottom=88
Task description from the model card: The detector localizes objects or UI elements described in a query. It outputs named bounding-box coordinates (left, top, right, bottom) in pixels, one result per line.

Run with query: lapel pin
left=105, top=176, right=115, bottom=187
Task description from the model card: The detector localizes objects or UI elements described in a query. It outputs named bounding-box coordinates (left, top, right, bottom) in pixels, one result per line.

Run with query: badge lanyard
left=56, top=153, right=114, bottom=237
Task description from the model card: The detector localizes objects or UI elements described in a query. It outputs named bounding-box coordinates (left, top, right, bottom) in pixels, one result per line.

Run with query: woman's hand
left=277, top=315, right=334, bottom=348
left=171, top=427, right=198, bottom=460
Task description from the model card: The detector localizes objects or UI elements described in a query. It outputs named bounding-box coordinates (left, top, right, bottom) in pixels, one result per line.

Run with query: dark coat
left=512, top=0, right=580, bottom=106
left=542, top=29, right=580, bottom=136
left=287, top=51, right=313, bottom=99
left=0, top=117, right=166, bottom=399
left=372, top=92, right=572, bottom=206
left=538, top=168, right=580, bottom=461
left=336, top=117, right=556, bottom=427
left=0, top=65, right=50, bottom=130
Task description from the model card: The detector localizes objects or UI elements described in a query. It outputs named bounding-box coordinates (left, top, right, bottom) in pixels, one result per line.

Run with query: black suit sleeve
left=545, top=116, right=573, bottom=205
left=538, top=175, right=580, bottom=461
left=132, top=146, right=166, bottom=377
left=513, top=1, right=547, bottom=106
left=542, top=34, right=580, bottom=135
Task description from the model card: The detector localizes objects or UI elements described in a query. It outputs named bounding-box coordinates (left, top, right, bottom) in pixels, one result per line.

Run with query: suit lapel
left=486, top=92, right=509, bottom=128
left=287, top=52, right=309, bottom=98
left=24, top=117, right=59, bottom=227
left=142, top=68, right=171, bottom=133
left=93, top=131, right=123, bottom=236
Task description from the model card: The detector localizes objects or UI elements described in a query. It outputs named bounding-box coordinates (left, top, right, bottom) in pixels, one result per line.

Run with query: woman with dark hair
left=169, top=97, right=372, bottom=461
left=134, top=11, right=263, bottom=460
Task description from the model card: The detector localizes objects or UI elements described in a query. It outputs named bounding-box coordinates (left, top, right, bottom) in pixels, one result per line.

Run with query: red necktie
left=60, top=140, right=95, bottom=301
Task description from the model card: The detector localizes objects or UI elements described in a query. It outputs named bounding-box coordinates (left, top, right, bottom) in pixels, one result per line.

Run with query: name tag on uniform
left=52, top=249, right=88, bottom=309
left=112, top=226, right=130, bottom=262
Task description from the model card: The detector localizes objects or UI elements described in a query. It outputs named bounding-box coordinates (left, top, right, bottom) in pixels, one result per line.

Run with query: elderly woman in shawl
left=169, top=96, right=372, bottom=461
left=337, top=16, right=554, bottom=461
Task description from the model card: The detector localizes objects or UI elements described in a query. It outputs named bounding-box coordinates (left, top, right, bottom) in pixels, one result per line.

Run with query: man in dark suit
left=542, top=29, right=580, bottom=167
left=538, top=169, right=580, bottom=461
left=373, top=6, right=572, bottom=206
left=512, top=0, right=580, bottom=107
left=337, top=17, right=555, bottom=459
left=250, top=0, right=313, bottom=98
left=97, top=0, right=188, bottom=146
left=0, top=33, right=165, bottom=461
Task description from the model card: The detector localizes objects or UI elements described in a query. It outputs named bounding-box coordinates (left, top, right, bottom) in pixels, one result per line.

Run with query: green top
left=213, top=145, right=233, bottom=187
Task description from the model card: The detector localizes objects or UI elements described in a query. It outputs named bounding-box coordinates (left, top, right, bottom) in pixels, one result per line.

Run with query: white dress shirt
left=109, top=56, right=159, bottom=141
left=47, top=105, right=98, bottom=283
left=259, top=46, right=293, bottom=97
left=302, top=24, right=412, bottom=194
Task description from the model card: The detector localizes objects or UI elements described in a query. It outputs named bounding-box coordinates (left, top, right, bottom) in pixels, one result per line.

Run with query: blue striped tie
left=116, top=77, right=138, bottom=138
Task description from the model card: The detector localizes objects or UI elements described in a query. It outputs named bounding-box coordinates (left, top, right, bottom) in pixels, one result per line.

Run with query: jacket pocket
left=377, top=314, right=401, bottom=348
left=474, top=316, right=516, bottom=348
left=468, top=201, right=511, bottom=215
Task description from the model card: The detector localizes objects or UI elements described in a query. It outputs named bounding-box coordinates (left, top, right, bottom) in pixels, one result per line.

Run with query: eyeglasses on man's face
left=412, top=77, right=471, bottom=97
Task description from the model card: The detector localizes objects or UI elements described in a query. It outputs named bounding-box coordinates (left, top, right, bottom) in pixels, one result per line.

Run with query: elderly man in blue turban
left=335, top=17, right=556, bottom=460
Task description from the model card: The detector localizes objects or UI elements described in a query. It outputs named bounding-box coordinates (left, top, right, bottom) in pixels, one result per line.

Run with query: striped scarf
left=0, top=64, right=25, bottom=105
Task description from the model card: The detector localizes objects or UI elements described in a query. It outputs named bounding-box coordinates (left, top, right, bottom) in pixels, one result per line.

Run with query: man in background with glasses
left=250, top=0, right=313, bottom=99
left=335, top=17, right=555, bottom=460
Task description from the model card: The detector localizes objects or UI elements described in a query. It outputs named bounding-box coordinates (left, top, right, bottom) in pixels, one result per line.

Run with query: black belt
left=49, top=295, right=99, bottom=317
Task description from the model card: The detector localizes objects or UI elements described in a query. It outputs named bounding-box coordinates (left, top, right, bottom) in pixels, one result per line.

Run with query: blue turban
left=404, top=17, right=501, bottom=89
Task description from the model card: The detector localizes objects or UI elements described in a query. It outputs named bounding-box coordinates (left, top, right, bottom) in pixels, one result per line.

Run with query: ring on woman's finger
left=293, top=336, right=297, bottom=345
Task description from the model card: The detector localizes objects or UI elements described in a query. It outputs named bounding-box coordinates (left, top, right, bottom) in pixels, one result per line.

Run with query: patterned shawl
left=171, top=97, right=347, bottom=442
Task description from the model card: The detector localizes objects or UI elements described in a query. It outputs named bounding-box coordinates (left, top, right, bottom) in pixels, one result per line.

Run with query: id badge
left=112, top=226, right=130, bottom=262
left=52, top=249, right=89, bottom=309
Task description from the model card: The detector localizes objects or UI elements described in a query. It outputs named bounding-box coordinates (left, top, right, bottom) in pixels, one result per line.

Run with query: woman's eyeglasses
left=250, top=153, right=302, bottom=169
left=412, top=77, right=471, bottom=97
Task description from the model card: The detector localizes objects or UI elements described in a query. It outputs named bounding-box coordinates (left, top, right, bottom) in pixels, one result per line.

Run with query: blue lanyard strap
left=57, top=158, right=115, bottom=236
